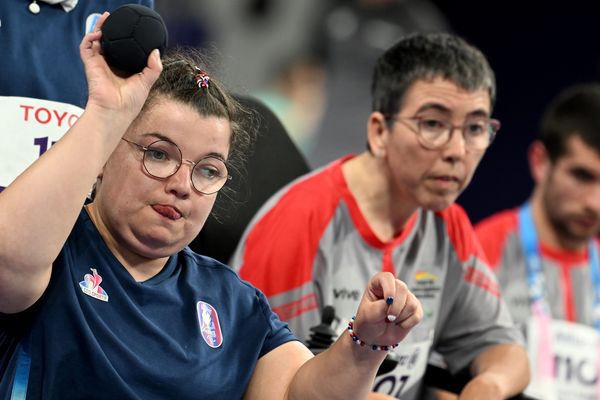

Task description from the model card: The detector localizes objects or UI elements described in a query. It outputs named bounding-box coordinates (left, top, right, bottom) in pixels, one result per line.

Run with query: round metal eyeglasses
left=389, top=115, right=501, bottom=150
left=121, top=138, right=231, bottom=195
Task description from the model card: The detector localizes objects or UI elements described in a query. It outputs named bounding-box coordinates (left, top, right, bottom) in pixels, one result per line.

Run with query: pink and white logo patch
left=79, top=268, right=108, bottom=302
left=196, top=301, right=223, bottom=348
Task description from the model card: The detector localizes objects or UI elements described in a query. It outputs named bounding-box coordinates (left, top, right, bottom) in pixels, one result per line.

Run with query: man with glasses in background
left=231, top=32, right=529, bottom=399
left=475, top=83, right=600, bottom=400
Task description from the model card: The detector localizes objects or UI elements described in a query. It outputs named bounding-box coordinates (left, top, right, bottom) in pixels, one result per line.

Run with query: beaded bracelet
left=347, top=316, right=399, bottom=351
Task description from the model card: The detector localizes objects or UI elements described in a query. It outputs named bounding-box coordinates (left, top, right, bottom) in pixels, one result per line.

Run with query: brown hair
left=139, top=48, right=259, bottom=216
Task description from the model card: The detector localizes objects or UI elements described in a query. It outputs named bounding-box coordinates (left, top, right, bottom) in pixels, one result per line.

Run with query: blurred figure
left=156, top=0, right=333, bottom=155
left=252, top=40, right=329, bottom=156
left=475, top=83, right=600, bottom=400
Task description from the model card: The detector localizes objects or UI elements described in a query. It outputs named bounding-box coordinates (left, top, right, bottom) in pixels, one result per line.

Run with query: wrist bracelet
left=347, top=316, right=399, bottom=351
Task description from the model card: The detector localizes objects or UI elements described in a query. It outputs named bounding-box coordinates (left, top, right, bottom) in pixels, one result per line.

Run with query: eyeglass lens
left=142, top=140, right=228, bottom=194
left=416, top=116, right=495, bottom=149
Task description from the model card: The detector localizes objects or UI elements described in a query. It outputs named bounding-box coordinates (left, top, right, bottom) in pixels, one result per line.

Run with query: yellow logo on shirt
left=415, top=271, right=438, bottom=284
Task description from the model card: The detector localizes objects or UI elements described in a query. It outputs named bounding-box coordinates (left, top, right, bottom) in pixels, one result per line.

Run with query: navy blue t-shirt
left=0, top=210, right=296, bottom=399
left=0, top=0, right=153, bottom=107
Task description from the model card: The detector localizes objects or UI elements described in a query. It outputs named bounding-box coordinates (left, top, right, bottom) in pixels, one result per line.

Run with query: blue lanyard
left=590, top=243, right=600, bottom=331
left=518, top=202, right=600, bottom=331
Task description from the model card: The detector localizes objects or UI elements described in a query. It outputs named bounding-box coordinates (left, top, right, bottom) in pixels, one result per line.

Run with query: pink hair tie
left=194, top=69, right=210, bottom=89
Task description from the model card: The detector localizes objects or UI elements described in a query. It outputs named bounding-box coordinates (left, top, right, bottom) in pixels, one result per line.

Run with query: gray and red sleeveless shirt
left=233, top=155, right=522, bottom=400
left=475, top=208, right=600, bottom=328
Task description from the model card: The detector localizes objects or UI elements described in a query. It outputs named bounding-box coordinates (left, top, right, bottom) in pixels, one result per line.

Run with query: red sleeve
left=238, top=166, right=342, bottom=298
left=473, top=209, right=519, bottom=271
left=436, top=204, right=488, bottom=263
left=437, top=204, right=502, bottom=298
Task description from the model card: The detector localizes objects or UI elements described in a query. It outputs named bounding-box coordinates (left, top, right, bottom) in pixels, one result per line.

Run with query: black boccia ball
left=100, top=4, right=168, bottom=75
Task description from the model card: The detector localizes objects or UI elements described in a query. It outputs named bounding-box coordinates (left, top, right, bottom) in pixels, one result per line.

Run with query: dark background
left=431, top=0, right=600, bottom=223
left=158, top=0, right=600, bottom=225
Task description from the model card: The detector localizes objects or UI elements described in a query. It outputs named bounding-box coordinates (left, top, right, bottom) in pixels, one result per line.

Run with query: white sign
left=527, top=317, right=598, bottom=400
left=0, top=96, right=83, bottom=190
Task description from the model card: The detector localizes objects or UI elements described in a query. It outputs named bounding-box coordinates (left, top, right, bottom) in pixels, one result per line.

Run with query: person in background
left=475, top=83, right=600, bottom=400
left=0, top=0, right=152, bottom=193
left=0, top=13, right=423, bottom=399
left=232, top=32, right=529, bottom=399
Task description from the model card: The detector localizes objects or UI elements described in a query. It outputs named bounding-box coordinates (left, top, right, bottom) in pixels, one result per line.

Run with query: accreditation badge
left=0, top=96, right=83, bottom=191
left=371, top=325, right=434, bottom=398
left=526, top=317, right=598, bottom=400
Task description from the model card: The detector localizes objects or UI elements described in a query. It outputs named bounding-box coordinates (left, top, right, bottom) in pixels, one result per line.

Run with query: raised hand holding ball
left=100, top=4, right=168, bottom=75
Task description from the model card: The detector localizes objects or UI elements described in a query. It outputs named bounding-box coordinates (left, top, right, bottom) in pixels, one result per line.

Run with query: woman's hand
left=79, top=12, right=162, bottom=118
left=352, top=272, right=423, bottom=348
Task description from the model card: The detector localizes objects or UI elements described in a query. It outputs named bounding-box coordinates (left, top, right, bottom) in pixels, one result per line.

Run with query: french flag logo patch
left=79, top=268, right=108, bottom=302
left=196, top=301, right=223, bottom=348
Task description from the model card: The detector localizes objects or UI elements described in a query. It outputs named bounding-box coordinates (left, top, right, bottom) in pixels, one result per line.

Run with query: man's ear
left=528, top=140, right=551, bottom=184
left=367, top=112, right=390, bottom=158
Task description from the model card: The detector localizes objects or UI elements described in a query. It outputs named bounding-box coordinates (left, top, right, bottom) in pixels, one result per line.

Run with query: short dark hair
left=539, top=83, right=600, bottom=161
left=371, top=32, right=496, bottom=116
